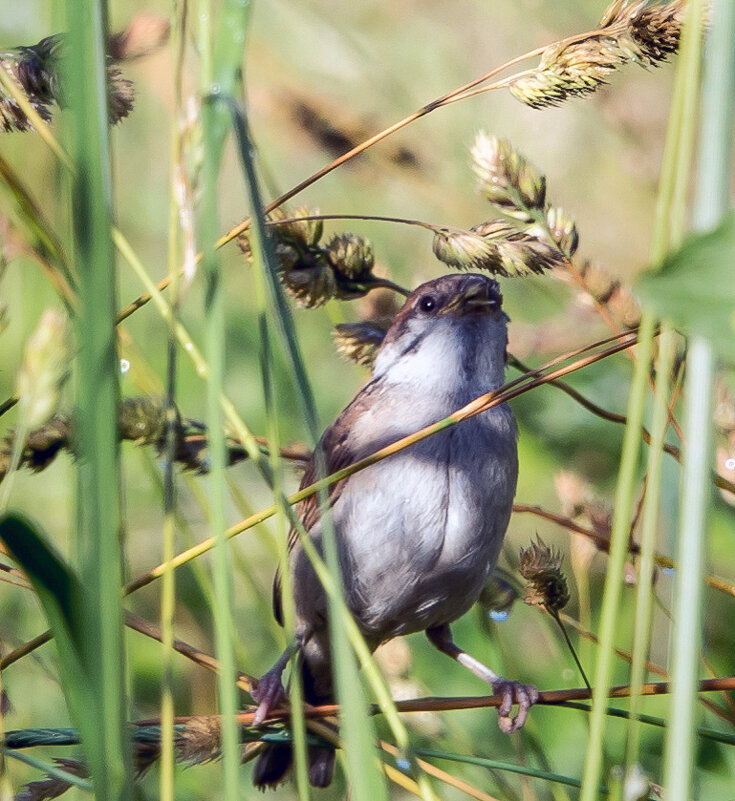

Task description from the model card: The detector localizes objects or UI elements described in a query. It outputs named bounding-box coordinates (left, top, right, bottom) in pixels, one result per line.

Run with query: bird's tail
left=253, top=654, right=335, bottom=789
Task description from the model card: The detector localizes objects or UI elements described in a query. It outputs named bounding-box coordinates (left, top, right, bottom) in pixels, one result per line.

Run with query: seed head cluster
left=238, top=208, right=378, bottom=308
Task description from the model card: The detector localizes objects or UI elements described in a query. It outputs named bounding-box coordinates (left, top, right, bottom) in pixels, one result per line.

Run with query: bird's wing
left=272, top=382, right=378, bottom=625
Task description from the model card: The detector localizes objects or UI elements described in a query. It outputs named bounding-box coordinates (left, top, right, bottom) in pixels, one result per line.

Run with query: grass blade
left=63, top=3, right=131, bottom=799
left=663, top=0, right=734, bottom=794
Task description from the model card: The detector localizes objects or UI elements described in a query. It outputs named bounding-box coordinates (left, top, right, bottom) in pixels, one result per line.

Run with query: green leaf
left=0, top=513, right=96, bottom=731
left=636, top=213, right=735, bottom=354
left=0, top=513, right=85, bottom=654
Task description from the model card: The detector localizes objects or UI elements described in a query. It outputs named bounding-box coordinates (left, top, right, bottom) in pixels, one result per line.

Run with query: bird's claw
left=252, top=673, right=286, bottom=726
left=492, top=679, right=538, bottom=733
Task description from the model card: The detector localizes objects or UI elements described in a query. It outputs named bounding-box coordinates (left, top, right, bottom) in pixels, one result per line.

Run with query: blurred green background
left=1, top=1, right=734, bottom=799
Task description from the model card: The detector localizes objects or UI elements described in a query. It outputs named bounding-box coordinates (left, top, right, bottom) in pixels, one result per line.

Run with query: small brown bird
left=252, top=273, right=537, bottom=788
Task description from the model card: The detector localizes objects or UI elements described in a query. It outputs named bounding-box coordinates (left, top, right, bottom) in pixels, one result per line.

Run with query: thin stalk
left=579, top=314, right=655, bottom=801
left=415, top=749, right=599, bottom=795
left=160, top=4, right=189, bottom=801
left=550, top=612, right=590, bottom=691
left=625, top=328, right=675, bottom=768
left=198, top=0, right=241, bottom=794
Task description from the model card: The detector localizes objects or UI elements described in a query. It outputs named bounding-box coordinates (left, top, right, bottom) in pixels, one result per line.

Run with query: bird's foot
left=491, top=678, right=539, bottom=734
left=252, top=670, right=286, bottom=726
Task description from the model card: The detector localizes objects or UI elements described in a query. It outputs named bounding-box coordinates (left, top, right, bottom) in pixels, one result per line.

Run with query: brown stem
left=163, top=676, right=735, bottom=724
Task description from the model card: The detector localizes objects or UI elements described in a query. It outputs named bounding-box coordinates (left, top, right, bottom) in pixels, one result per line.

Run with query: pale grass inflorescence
left=508, top=0, right=686, bottom=109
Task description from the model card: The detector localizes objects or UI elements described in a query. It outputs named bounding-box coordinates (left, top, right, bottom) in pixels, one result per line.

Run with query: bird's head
left=373, top=273, right=509, bottom=395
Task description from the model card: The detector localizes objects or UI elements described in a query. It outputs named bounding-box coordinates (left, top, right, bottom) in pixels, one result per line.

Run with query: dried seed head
left=16, top=309, right=71, bottom=431
left=281, top=259, right=336, bottom=308
left=268, top=206, right=323, bottom=249
left=470, top=219, right=518, bottom=240
left=519, top=535, right=570, bottom=614
left=16, top=758, right=88, bottom=801
left=627, top=0, right=686, bottom=64
left=509, top=0, right=686, bottom=110
left=239, top=207, right=323, bottom=272
left=471, top=132, right=546, bottom=221
left=106, top=65, right=135, bottom=124
left=118, top=396, right=167, bottom=447
left=0, top=34, right=134, bottom=132
left=545, top=207, right=579, bottom=257
left=332, top=321, right=388, bottom=368
left=326, top=233, right=375, bottom=281
left=495, top=236, right=567, bottom=276
left=432, top=228, right=505, bottom=273
left=0, top=35, right=61, bottom=132
left=177, top=715, right=222, bottom=765
left=509, top=40, right=619, bottom=109
left=472, top=223, right=568, bottom=277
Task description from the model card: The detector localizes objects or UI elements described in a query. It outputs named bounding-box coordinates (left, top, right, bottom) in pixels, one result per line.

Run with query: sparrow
left=252, top=273, right=537, bottom=788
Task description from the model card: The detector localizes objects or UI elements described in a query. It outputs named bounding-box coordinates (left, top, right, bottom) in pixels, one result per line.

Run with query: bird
left=251, top=272, right=537, bottom=788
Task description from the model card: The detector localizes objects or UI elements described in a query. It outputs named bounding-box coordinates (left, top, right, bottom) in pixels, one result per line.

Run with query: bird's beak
left=441, top=281, right=500, bottom=316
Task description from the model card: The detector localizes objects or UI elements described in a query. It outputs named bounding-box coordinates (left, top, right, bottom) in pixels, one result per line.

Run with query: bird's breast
left=333, top=403, right=518, bottom=640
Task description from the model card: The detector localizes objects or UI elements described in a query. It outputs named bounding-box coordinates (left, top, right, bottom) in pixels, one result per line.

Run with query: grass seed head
left=432, top=227, right=505, bottom=273
left=332, top=321, right=388, bottom=368
left=281, top=257, right=337, bottom=308
left=16, top=309, right=71, bottom=431
left=326, top=232, right=375, bottom=281
left=519, top=535, right=570, bottom=614
left=0, top=34, right=134, bottom=131
left=545, top=207, right=579, bottom=257
left=471, top=132, right=546, bottom=221
left=509, top=0, right=686, bottom=110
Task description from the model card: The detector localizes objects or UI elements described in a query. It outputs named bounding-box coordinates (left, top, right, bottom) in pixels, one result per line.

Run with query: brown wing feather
left=272, top=382, right=379, bottom=625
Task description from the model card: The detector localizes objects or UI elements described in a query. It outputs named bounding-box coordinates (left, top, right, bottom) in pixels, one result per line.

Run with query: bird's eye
left=418, top=294, right=437, bottom=313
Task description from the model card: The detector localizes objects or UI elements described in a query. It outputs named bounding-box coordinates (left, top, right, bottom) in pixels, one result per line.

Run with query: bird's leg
left=252, top=644, right=296, bottom=725
left=426, top=624, right=538, bottom=734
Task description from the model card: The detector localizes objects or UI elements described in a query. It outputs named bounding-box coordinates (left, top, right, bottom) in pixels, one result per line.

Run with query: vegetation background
left=0, top=1, right=733, bottom=800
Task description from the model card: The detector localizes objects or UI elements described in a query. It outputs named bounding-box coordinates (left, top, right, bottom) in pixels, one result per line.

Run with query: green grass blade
left=0, top=515, right=99, bottom=772
left=624, top=328, right=675, bottom=769
left=63, top=3, right=131, bottom=799
left=663, top=0, right=734, bottom=794
left=579, top=313, right=654, bottom=801
left=198, top=4, right=251, bottom=800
